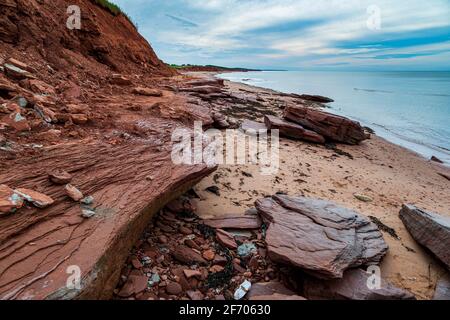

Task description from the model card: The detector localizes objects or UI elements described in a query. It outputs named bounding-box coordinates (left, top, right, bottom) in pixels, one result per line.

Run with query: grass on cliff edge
left=92, top=0, right=122, bottom=15
left=92, top=0, right=137, bottom=28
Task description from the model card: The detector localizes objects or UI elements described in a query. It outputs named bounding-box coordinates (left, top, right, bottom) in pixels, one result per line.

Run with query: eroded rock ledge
left=0, top=141, right=215, bottom=300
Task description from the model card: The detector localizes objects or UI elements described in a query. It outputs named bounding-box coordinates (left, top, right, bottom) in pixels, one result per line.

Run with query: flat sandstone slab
left=202, top=215, right=262, bottom=230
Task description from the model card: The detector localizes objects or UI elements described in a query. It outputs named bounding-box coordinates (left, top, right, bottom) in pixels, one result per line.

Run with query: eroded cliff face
left=1, top=0, right=174, bottom=75
left=0, top=0, right=215, bottom=299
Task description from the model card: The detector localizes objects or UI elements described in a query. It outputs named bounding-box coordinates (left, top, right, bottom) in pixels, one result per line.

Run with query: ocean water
left=218, top=71, right=450, bottom=164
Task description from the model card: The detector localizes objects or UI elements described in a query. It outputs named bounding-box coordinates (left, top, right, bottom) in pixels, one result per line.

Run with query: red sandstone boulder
left=255, top=195, right=388, bottom=279
left=284, top=105, right=369, bottom=145
left=264, top=115, right=325, bottom=143
left=399, top=204, right=450, bottom=270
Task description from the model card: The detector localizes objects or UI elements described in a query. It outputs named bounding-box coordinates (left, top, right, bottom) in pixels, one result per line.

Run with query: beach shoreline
left=183, top=71, right=450, bottom=299
left=215, top=70, right=450, bottom=166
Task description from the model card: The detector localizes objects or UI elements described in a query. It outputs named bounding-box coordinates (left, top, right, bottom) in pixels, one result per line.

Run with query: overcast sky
left=114, top=0, right=450, bottom=70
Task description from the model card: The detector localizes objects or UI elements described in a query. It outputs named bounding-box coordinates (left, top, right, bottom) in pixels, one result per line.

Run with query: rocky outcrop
left=399, top=204, right=450, bottom=270
left=284, top=105, right=369, bottom=144
left=1, top=0, right=174, bottom=76
left=0, top=0, right=218, bottom=300
left=255, top=195, right=388, bottom=279
left=297, top=94, right=334, bottom=103
left=302, top=268, right=415, bottom=300
left=0, top=141, right=215, bottom=300
left=264, top=115, right=325, bottom=143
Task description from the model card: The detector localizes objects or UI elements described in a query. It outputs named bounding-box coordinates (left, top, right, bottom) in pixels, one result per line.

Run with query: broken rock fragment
left=399, top=204, right=450, bottom=270
left=203, top=215, right=262, bottom=230
left=172, top=245, right=208, bottom=265
left=255, top=194, right=388, bottom=279
left=302, top=268, right=415, bottom=300
left=216, top=229, right=237, bottom=250
left=4, top=63, right=35, bottom=80
left=132, top=87, right=163, bottom=97
left=81, top=208, right=96, bottom=219
left=264, top=115, right=325, bottom=144
left=14, top=188, right=54, bottom=208
left=65, top=184, right=84, bottom=202
left=0, top=184, right=24, bottom=215
left=48, top=169, right=72, bottom=185
left=1, top=112, right=30, bottom=132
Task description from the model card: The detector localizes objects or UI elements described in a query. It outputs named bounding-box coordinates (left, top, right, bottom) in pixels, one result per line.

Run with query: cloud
left=113, top=0, right=450, bottom=70
left=165, top=14, right=199, bottom=28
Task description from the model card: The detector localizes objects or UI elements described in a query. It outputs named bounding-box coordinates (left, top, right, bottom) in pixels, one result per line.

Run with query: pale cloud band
left=114, top=0, right=450, bottom=70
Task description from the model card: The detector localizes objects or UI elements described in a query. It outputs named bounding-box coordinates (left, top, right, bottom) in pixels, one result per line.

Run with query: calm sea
left=218, top=71, right=450, bottom=164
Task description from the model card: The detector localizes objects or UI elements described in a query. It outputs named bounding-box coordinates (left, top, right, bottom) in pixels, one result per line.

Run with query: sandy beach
left=189, top=75, right=450, bottom=299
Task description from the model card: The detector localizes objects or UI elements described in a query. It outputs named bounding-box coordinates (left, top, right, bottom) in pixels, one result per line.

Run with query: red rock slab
left=0, top=140, right=215, bottom=300
left=247, top=281, right=301, bottom=300
left=172, top=245, right=208, bottom=265
left=117, top=274, right=149, bottom=298
left=0, top=184, right=24, bottom=215
left=302, top=268, right=415, bottom=300
left=399, top=204, right=450, bottom=270
left=284, top=105, right=369, bottom=145
left=132, top=87, right=163, bottom=97
left=216, top=229, right=237, bottom=250
left=250, top=293, right=306, bottom=300
left=264, top=115, right=325, bottom=144
left=255, top=195, right=388, bottom=279
left=203, top=215, right=262, bottom=230
left=14, top=188, right=54, bottom=208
